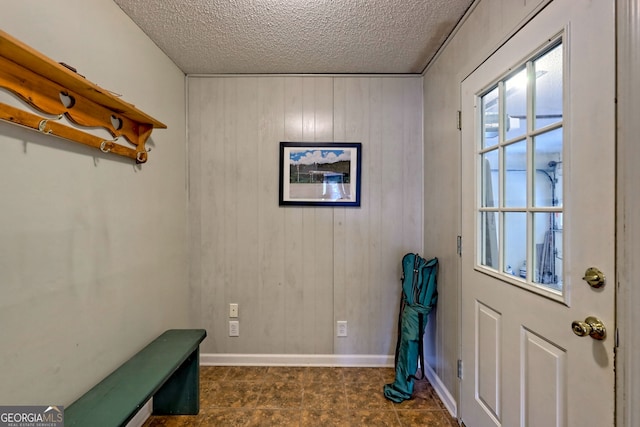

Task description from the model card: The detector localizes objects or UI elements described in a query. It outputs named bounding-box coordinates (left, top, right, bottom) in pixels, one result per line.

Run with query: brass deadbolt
left=583, top=267, right=605, bottom=288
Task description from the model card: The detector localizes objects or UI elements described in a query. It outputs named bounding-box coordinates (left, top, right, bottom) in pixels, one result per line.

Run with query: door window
left=478, top=39, right=564, bottom=296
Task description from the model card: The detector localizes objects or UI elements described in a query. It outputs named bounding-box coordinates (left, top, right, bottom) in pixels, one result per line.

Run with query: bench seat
left=65, top=329, right=207, bottom=427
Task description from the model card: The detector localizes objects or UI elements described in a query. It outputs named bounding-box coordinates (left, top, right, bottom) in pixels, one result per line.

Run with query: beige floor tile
left=201, top=381, right=262, bottom=409
left=301, top=409, right=351, bottom=427
left=142, top=415, right=200, bottom=426
left=247, top=409, right=302, bottom=427
left=225, top=366, right=269, bottom=381
left=257, top=381, right=304, bottom=409
left=395, top=410, right=454, bottom=427
left=302, top=382, right=348, bottom=410
left=197, top=409, right=253, bottom=426
left=341, top=367, right=386, bottom=384
left=264, top=366, right=307, bottom=382
left=304, top=366, right=344, bottom=384
left=346, top=382, right=395, bottom=410
left=346, top=410, right=401, bottom=426
left=144, top=366, right=455, bottom=427
left=200, top=366, right=230, bottom=382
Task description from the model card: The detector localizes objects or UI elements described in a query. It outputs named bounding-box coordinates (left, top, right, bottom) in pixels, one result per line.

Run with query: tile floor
left=143, top=366, right=458, bottom=426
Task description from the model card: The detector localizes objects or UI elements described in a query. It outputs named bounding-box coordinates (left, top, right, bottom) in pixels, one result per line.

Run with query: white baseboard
left=200, top=353, right=394, bottom=367
left=423, top=362, right=457, bottom=419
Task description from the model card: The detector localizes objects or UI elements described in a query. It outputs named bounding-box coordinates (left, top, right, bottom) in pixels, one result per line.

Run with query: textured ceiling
left=113, top=0, right=473, bottom=75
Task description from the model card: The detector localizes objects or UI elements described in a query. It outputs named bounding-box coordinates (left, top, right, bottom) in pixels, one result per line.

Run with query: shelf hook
left=135, top=146, right=151, bottom=163
left=100, top=136, right=119, bottom=153
left=37, top=114, right=62, bottom=134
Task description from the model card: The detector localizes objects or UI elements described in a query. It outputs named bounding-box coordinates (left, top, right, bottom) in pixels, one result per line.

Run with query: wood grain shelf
left=0, top=30, right=166, bottom=163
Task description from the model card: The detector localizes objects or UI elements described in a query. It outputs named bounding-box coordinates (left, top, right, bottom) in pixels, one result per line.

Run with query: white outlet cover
left=337, top=321, right=347, bottom=337
left=229, top=303, right=239, bottom=318
left=229, top=320, right=239, bottom=337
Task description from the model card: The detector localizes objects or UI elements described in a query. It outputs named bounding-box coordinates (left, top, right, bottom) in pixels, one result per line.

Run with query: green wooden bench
left=65, top=329, right=207, bottom=427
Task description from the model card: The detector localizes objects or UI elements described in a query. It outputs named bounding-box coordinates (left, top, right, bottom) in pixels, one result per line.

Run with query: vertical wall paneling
left=339, top=78, right=371, bottom=352
left=257, top=77, right=286, bottom=353
left=423, top=0, right=555, bottom=409
left=402, top=79, right=424, bottom=249
left=332, top=78, right=348, bottom=354
left=311, top=78, right=336, bottom=353
left=223, top=79, right=240, bottom=351
left=368, top=78, right=389, bottom=354
left=283, top=77, right=306, bottom=354
left=188, top=75, right=423, bottom=356
left=190, top=78, right=226, bottom=351
left=235, top=78, right=261, bottom=352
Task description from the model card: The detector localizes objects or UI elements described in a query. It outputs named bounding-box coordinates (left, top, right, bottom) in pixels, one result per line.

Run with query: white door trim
left=616, top=2, right=640, bottom=426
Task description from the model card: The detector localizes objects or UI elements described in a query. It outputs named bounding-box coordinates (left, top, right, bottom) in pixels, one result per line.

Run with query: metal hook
left=136, top=146, right=151, bottom=163
left=100, top=137, right=118, bottom=153
left=37, top=114, right=63, bottom=135
left=38, top=119, right=52, bottom=134
left=100, top=140, right=112, bottom=153
left=136, top=150, right=147, bottom=163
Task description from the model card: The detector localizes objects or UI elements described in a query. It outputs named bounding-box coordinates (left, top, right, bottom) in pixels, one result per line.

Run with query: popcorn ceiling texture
left=113, top=0, right=473, bottom=74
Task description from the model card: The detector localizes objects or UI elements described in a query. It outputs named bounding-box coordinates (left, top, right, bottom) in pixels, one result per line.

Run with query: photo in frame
left=279, top=142, right=362, bottom=207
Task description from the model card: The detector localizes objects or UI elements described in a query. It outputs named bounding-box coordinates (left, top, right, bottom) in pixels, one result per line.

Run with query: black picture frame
left=279, top=142, right=362, bottom=207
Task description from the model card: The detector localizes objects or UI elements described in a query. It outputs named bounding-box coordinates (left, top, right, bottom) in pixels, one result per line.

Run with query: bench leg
left=152, top=348, right=200, bottom=415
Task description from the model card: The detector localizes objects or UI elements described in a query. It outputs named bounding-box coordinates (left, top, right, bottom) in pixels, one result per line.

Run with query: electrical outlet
left=337, top=321, right=347, bottom=337
left=229, top=303, right=238, bottom=318
left=229, top=320, right=239, bottom=337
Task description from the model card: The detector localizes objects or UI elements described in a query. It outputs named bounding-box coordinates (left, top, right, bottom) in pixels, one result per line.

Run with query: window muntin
left=477, top=38, right=564, bottom=295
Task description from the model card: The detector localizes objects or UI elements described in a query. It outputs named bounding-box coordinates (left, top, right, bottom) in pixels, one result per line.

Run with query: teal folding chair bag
left=383, top=253, right=438, bottom=403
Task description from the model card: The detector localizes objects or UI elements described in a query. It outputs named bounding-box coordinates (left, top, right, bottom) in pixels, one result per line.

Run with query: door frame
left=456, top=1, right=621, bottom=425
left=616, top=2, right=640, bottom=426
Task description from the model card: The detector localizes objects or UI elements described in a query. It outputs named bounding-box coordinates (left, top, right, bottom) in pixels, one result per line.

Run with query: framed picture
left=279, top=142, right=362, bottom=207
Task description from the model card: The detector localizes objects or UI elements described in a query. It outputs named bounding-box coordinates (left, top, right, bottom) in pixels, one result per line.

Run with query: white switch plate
left=337, top=321, right=347, bottom=337
left=229, top=303, right=238, bottom=318
left=229, top=320, right=239, bottom=337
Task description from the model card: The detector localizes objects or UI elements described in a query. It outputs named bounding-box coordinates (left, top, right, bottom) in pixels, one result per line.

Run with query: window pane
left=504, top=212, right=527, bottom=278
left=482, top=87, right=499, bottom=148
left=505, top=68, right=527, bottom=140
left=481, top=211, right=499, bottom=269
left=481, top=150, right=499, bottom=208
left=504, top=140, right=527, bottom=208
left=475, top=39, right=564, bottom=294
left=533, top=212, right=563, bottom=291
left=534, top=44, right=563, bottom=130
left=534, top=127, right=563, bottom=207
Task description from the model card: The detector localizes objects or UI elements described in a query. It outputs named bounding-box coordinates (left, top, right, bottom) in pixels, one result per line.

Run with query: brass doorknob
left=571, top=316, right=606, bottom=340
left=583, top=267, right=605, bottom=288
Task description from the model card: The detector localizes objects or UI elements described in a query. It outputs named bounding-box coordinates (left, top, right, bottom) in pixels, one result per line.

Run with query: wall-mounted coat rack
left=0, top=30, right=166, bottom=163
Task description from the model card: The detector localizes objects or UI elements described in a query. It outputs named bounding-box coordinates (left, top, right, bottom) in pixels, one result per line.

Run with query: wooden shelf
left=0, top=30, right=166, bottom=163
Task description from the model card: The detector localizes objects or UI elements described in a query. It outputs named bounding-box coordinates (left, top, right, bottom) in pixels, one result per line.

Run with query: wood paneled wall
left=422, top=0, right=550, bottom=412
left=188, top=76, right=423, bottom=355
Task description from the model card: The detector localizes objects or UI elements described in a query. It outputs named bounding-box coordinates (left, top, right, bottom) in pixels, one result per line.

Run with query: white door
left=460, top=1, right=615, bottom=426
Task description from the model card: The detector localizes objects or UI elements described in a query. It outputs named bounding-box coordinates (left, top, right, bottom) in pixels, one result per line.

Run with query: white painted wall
left=188, top=76, right=423, bottom=356
left=422, top=0, right=550, bottom=410
left=0, top=0, right=188, bottom=406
